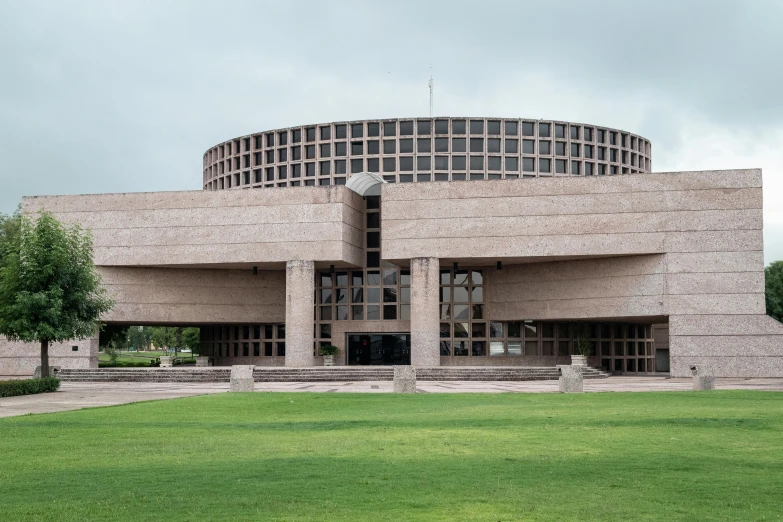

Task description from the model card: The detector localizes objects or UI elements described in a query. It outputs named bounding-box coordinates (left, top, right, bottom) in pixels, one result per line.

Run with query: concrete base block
left=160, top=356, right=174, bottom=367
left=558, top=365, right=583, bottom=393
left=195, top=356, right=210, bottom=367
left=230, top=365, right=255, bottom=392
left=693, top=375, right=716, bottom=390
left=34, top=366, right=61, bottom=378
left=394, top=366, right=417, bottom=393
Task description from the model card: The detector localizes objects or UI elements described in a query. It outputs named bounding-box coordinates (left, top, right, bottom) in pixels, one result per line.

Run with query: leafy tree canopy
left=0, top=211, right=113, bottom=376
left=766, top=261, right=783, bottom=322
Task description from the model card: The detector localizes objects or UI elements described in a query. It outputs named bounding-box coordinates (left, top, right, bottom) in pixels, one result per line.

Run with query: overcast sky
left=1, top=0, right=782, bottom=263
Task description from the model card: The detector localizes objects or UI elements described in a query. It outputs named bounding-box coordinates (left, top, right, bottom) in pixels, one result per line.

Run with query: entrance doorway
left=655, top=349, right=670, bottom=372
left=347, top=334, right=411, bottom=365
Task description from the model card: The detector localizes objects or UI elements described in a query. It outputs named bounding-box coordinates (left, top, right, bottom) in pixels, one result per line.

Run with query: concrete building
left=2, top=117, right=782, bottom=378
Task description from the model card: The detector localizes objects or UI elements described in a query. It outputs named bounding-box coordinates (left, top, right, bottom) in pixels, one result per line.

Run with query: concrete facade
left=2, top=117, right=780, bottom=379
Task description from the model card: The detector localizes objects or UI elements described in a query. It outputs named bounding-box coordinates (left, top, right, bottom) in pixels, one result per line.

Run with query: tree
left=766, top=261, right=783, bottom=322
left=127, top=326, right=152, bottom=351
left=148, top=326, right=200, bottom=356
left=0, top=211, right=114, bottom=377
left=0, top=206, right=21, bottom=268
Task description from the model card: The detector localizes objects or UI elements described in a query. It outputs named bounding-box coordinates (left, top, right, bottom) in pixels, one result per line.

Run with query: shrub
left=319, top=345, right=339, bottom=356
left=0, top=377, right=60, bottom=398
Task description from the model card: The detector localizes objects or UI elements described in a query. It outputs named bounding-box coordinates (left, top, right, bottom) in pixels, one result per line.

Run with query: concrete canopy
left=345, top=172, right=386, bottom=197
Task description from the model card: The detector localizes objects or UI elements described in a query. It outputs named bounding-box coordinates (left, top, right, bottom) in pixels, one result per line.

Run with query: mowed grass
left=1, top=392, right=782, bottom=521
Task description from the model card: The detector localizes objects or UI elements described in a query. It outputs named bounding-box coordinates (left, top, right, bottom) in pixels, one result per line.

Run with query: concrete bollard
left=195, top=356, right=210, bottom=367
left=230, top=365, right=255, bottom=392
left=558, top=365, right=583, bottom=393
left=690, top=365, right=715, bottom=391
left=394, top=366, right=417, bottom=393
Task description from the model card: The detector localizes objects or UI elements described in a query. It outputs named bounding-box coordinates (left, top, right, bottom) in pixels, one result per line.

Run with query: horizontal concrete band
left=383, top=209, right=762, bottom=240
left=380, top=170, right=762, bottom=201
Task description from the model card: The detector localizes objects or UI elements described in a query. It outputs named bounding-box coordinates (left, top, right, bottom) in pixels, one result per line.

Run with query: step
left=58, top=365, right=609, bottom=383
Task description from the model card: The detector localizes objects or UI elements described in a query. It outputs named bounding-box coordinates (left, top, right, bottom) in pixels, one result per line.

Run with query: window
left=584, top=145, right=593, bottom=159
left=278, top=165, right=287, bottom=179
left=335, top=125, right=347, bottom=139
left=367, top=122, right=379, bottom=137
left=400, top=139, right=414, bottom=153
left=539, top=123, right=551, bottom=137
left=487, top=120, right=501, bottom=134
left=367, top=140, right=379, bottom=154
left=585, top=162, right=594, bottom=175
left=319, top=161, right=330, bottom=176
left=452, top=119, right=466, bottom=134
left=335, top=142, right=346, bottom=156
left=399, top=156, right=413, bottom=171
left=571, top=161, right=580, bottom=175
left=435, top=137, right=449, bottom=152
left=487, top=138, right=501, bottom=153
left=435, top=156, right=449, bottom=170
left=470, top=120, right=484, bottom=134
left=351, top=141, right=363, bottom=155
left=291, top=163, right=301, bottom=178
left=555, top=124, right=565, bottom=138
left=539, top=141, right=551, bottom=155
left=470, top=138, right=484, bottom=153
left=320, top=126, right=331, bottom=140
left=540, top=158, right=551, bottom=173
left=367, top=158, right=379, bottom=172
left=418, top=138, right=431, bottom=153
left=570, top=126, right=579, bottom=140
left=452, top=138, right=466, bottom=152
left=417, top=120, right=431, bottom=135
left=452, top=155, right=466, bottom=170
left=570, top=143, right=580, bottom=157
left=351, top=123, right=363, bottom=138
left=400, top=121, right=414, bottom=136
left=523, top=140, right=535, bottom=154
left=597, top=147, right=605, bottom=160
left=292, top=129, right=301, bottom=143
left=351, top=158, right=363, bottom=173
left=306, top=145, right=315, bottom=159
left=435, top=120, right=449, bottom=134
left=505, top=139, right=518, bottom=154
left=278, top=132, right=288, bottom=145
left=488, top=156, right=501, bottom=170
left=383, top=121, right=396, bottom=136
left=556, top=159, right=567, bottom=173
left=335, top=160, right=346, bottom=174
left=278, top=148, right=287, bottom=162
left=417, top=156, right=431, bottom=170
left=320, top=143, right=331, bottom=157
left=505, top=157, right=518, bottom=171
left=584, top=127, right=593, bottom=141
left=522, top=122, right=535, bottom=136
left=505, top=120, right=518, bottom=136
left=383, top=140, right=395, bottom=154
left=597, top=129, right=605, bottom=143
left=470, top=156, right=484, bottom=170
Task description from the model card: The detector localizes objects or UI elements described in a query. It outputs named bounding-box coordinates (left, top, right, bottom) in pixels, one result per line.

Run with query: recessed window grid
left=205, top=119, right=651, bottom=188
left=202, top=324, right=285, bottom=359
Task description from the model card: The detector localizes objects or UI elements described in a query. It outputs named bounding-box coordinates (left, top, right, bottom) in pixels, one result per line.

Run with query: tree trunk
left=40, top=339, right=50, bottom=378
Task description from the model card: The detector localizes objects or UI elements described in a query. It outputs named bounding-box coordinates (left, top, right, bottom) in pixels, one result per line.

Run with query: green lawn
left=1, top=392, right=782, bottom=521
left=98, top=351, right=194, bottom=364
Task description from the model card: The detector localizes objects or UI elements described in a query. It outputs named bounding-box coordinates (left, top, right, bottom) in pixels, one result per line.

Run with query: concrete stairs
left=57, top=366, right=609, bottom=383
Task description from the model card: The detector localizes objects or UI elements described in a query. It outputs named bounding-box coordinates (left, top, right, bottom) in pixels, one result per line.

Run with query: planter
left=323, top=355, right=335, bottom=367
left=570, top=355, right=587, bottom=366
left=195, top=356, right=210, bottom=367
left=160, top=356, right=174, bottom=367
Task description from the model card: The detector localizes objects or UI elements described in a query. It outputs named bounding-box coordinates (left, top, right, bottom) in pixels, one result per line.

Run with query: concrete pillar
left=410, top=257, right=440, bottom=367
left=285, top=260, right=315, bottom=367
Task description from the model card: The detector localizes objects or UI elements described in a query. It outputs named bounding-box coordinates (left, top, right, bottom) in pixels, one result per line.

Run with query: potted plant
left=571, top=334, right=593, bottom=366
left=319, top=345, right=339, bottom=366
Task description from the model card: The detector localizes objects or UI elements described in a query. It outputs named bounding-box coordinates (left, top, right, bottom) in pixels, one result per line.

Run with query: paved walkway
left=1, top=377, right=782, bottom=418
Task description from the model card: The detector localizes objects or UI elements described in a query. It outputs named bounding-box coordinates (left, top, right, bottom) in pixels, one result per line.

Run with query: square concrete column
left=410, top=257, right=440, bottom=367
left=285, top=260, right=315, bottom=367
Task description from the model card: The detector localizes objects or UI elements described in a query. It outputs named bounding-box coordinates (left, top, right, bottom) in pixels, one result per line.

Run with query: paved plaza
left=1, top=377, right=782, bottom=418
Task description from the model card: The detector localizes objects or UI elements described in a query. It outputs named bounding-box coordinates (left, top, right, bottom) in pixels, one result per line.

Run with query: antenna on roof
left=428, top=73, right=433, bottom=118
